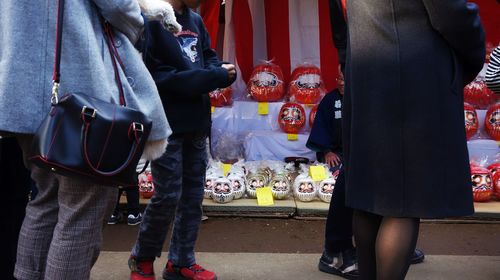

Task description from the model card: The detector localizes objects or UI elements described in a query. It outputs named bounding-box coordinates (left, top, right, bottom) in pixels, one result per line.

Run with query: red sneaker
left=129, top=256, right=155, bottom=280
left=162, top=260, right=217, bottom=280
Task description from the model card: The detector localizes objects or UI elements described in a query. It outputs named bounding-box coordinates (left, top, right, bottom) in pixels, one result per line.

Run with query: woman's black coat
left=331, top=0, right=485, bottom=218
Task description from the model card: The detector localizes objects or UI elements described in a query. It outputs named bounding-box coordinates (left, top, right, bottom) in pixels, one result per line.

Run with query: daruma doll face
left=279, top=103, right=306, bottom=134
left=464, top=102, right=478, bottom=140
left=470, top=165, right=493, bottom=202
left=485, top=103, right=500, bottom=140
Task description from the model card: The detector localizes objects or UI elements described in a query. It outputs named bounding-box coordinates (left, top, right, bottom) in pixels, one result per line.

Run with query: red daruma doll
left=209, top=87, right=232, bottom=107
left=464, top=102, right=478, bottom=140
left=247, top=62, right=285, bottom=102
left=278, top=102, right=306, bottom=134
left=487, top=162, right=500, bottom=200
left=464, top=79, right=496, bottom=109
left=288, top=65, right=326, bottom=104
left=470, top=165, right=493, bottom=202
left=138, top=172, right=154, bottom=199
left=485, top=103, right=500, bottom=140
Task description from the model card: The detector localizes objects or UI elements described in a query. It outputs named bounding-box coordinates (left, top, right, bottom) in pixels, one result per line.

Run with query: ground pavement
left=91, top=217, right=500, bottom=280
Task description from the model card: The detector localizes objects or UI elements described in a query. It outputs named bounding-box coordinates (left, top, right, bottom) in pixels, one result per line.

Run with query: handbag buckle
left=81, top=106, right=97, bottom=123
left=132, top=122, right=144, bottom=133
left=129, top=122, right=144, bottom=141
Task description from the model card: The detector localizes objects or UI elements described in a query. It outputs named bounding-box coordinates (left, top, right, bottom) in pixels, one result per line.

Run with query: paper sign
left=256, top=187, right=274, bottom=206
left=287, top=133, right=298, bottom=141
left=223, top=163, right=232, bottom=176
left=211, top=106, right=215, bottom=113
left=258, top=102, right=269, bottom=115
left=310, top=166, right=327, bottom=181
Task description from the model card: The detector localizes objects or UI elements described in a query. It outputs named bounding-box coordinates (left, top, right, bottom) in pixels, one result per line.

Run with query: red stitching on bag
left=82, top=122, right=140, bottom=177
left=83, top=122, right=94, bottom=166
left=46, top=115, right=65, bottom=158
left=134, top=128, right=139, bottom=143
left=96, top=106, right=117, bottom=169
left=127, top=123, right=141, bottom=143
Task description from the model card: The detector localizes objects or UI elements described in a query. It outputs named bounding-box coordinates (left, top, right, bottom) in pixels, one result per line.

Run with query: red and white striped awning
left=202, top=0, right=341, bottom=98
left=201, top=0, right=500, bottom=99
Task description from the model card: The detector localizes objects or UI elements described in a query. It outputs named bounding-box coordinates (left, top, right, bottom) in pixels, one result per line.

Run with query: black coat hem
left=346, top=203, right=475, bottom=219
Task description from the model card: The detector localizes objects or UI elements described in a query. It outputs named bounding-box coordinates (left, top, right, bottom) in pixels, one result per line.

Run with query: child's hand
left=221, top=64, right=237, bottom=82
left=138, top=0, right=182, bottom=33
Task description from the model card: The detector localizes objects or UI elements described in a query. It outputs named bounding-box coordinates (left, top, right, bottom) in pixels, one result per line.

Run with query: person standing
left=128, top=1, right=236, bottom=280
left=337, top=0, right=485, bottom=279
left=108, top=186, right=143, bottom=226
left=0, top=0, right=175, bottom=279
left=307, top=71, right=358, bottom=279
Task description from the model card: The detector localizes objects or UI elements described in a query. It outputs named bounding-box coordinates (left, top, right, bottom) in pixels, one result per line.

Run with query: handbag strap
left=81, top=121, right=143, bottom=176
left=51, top=0, right=126, bottom=106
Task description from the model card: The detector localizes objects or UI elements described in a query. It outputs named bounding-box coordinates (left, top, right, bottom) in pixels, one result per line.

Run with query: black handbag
left=30, top=0, right=152, bottom=186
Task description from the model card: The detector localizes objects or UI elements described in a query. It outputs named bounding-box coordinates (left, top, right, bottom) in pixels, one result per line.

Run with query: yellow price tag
left=256, top=187, right=274, bottom=206
left=211, top=106, right=215, bottom=113
left=310, top=165, right=327, bottom=181
left=222, top=163, right=232, bottom=176
left=258, top=102, right=269, bottom=115
left=287, top=133, right=298, bottom=141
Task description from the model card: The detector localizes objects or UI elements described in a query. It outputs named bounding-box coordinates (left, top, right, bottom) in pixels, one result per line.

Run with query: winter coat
left=339, top=0, right=485, bottom=218
left=142, top=8, right=234, bottom=135
left=0, top=0, right=171, bottom=158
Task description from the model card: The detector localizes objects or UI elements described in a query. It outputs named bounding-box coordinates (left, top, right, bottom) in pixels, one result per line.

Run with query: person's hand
left=324, top=152, right=341, bottom=167
left=138, top=0, right=182, bottom=33
left=221, top=64, right=237, bottom=81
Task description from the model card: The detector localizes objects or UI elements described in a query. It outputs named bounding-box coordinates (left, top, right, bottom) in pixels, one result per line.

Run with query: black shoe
left=318, top=249, right=359, bottom=280
left=127, top=213, right=143, bottom=226
left=410, top=249, right=425, bottom=264
left=107, top=212, right=123, bottom=225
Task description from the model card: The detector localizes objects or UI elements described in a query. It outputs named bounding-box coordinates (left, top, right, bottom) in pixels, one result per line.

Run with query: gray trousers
left=14, top=136, right=117, bottom=280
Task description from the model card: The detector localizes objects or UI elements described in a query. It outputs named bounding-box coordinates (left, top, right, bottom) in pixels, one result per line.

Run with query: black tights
left=353, top=210, right=420, bottom=280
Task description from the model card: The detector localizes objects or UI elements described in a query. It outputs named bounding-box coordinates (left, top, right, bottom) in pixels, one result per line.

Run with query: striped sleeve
left=486, top=46, right=500, bottom=93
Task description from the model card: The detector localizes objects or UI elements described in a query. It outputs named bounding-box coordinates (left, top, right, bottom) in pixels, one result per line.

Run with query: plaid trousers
left=14, top=136, right=117, bottom=280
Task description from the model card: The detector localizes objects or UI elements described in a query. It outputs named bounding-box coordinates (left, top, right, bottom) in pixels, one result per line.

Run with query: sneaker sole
left=318, top=261, right=358, bottom=280
left=410, top=254, right=425, bottom=265
left=162, top=272, right=217, bottom=280
left=127, top=221, right=142, bottom=226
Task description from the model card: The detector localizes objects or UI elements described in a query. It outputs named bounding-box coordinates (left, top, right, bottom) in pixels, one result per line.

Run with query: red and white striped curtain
left=202, top=0, right=341, bottom=98
left=201, top=0, right=500, bottom=99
